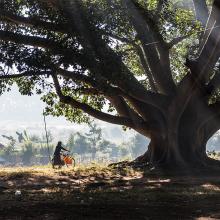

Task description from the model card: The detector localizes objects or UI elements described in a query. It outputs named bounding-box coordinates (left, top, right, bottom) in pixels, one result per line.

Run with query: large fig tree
left=0, top=0, right=220, bottom=168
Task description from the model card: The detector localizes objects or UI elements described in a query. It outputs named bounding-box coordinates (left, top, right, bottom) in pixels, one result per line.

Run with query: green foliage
left=41, top=92, right=90, bottom=124
left=0, top=124, right=150, bottom=165
left=20, top=140, right=54, bottom=165
left=0, top=130, right=54, bottom=165
left=67, top=133, right=75, bottom=149
left=86, top=123, right=102, bottom=145
left=1, top=0, right=215, bottom=126
left=69, top=132, right=90, bottom=155
left=1, top=138, right=16, bottom=160
left=66, top=123, right=148, bottom=160
left=21, top=141, right=35, bottom=165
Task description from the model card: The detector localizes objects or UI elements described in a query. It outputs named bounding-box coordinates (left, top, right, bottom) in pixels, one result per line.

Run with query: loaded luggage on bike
left=52, top=141, right=75, bottom=168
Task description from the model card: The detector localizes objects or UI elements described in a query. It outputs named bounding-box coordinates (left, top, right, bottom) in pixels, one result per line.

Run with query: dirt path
left=0, top=166, right=220, bottom=220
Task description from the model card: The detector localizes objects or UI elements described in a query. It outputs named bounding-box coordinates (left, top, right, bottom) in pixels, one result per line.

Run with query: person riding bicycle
left=53, top=141, right=70, bottom=166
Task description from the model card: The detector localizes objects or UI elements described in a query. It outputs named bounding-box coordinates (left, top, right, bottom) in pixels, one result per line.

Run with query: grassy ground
left=0, top=164, right=220, bottom=220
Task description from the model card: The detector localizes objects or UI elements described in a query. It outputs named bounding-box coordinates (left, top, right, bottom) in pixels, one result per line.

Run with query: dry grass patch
left=0, top=165, right=220, bottom=219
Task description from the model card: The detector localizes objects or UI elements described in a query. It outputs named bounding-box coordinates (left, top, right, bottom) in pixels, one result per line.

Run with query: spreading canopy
left=0, top=0, right=220, bottom=142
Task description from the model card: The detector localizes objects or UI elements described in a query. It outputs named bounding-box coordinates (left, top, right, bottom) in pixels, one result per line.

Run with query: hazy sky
left=0, top=85, right=69, bottom=123
left=0, top=85, right=218, bottom=150
left=0, top=85, right=136, bottom=144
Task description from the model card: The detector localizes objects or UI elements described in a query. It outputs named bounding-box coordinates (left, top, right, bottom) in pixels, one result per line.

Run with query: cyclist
left=53, top=141, right=70, bottom=167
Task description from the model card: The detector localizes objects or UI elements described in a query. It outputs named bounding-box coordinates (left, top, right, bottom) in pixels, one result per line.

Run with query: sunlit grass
left=207, top=151, right=220, bottom=160
left=0, top=164, right=220, bottom=220
left=0, top=163, right=142, bottom=182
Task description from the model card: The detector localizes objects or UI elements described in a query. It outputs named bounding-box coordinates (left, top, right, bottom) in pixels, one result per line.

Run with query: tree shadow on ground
left=0, top=166, right=220, bottom=220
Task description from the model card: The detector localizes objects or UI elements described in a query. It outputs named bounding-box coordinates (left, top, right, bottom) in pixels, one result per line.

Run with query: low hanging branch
left=0, top=71, right=51, bottom=79
left=0, top=9, right=68, bottom=34
left=52, top=74, right=135, bottom=127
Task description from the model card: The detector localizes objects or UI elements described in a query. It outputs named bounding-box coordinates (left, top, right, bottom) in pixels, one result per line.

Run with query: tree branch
left=73, top=87, right=101, bottom=95
left=57, top=67, right=170, bottom=114
left=123, top=0, right=176, bottom=95
left=51, top=74, right=135, bottom=127
left=107, top=94, right=161, bottom=137
left=0, top=30, right=94, bottom=70
left=107, top=95, right=142, bottom=120
left=0, top=10, right=67, bottom=34
left=0, top=16, right=167, bottom=112
left=168, top=34, right=192, bottom=49
left=61, top=67, right=170, bottom=112
left=56, top=68, right=168, bottom=111
left=135, top=45, right=157, bottom=92
left=0, top=30, right=56, bottom=48
left=131, top=0, right=167, bottom=47
left=55, top=0, right=167, bottom=111
left=197, top=0, right=220, bottom=82
left=102, top=31, right=136, bottom=45
left=156, top=0, right=167, bottom=15
left=206, top=73, right=220, bottom=95
left=55, top=68, right=98, bottom=86
left=0, top=71, right=50, bottom=79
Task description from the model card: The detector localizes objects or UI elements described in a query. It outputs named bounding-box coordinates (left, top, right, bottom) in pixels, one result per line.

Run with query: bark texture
left=135, top=98, right=220, bottom=169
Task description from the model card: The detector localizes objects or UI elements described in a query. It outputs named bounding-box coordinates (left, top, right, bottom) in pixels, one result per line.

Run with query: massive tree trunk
left=134, top=98, right=220, bottom=169
left=136, top=133, right=209, bottom=169
left=135, top=131, right=219, bottom=171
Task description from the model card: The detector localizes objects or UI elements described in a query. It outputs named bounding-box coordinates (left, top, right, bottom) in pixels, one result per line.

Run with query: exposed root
left=108, top=156, right=220, bottom=176
left=108, top=160, right=134, bottom=169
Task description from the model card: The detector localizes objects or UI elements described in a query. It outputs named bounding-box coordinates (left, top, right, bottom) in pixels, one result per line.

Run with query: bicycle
left=52, top=153, right=76, bottom=169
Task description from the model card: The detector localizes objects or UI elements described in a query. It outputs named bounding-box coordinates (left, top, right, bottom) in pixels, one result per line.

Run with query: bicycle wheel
left=71, top=157, right=76, bottom=167
left=51, top=158, right=55, bottom=169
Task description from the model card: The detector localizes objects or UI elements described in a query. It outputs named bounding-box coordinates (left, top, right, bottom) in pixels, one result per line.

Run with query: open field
left=0, top=165, right=220, bottom=220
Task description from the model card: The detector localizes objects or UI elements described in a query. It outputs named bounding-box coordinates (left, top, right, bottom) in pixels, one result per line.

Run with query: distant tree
left=72, top=132, right=90, bottom=155
left=2, top=138, right=16, bottom=162
left=16, top=131, right=24, bottom=143
left=110, top=144, right=120, bottom=158
left=38, top=143, right=54, bottom=159
left=86, top=123, right=102, bottom=145
left=131, top=134, right=150, bottom=158
left=0, top=143, right=5, bottom=150
left=41, top=131, right=53, bottom=143
left=85, top=123, right=102, bottom=158
left=2, top=135, right=15, bottom=142
left=23, top=130, right=30, bottom=141
left=119, top=142, right=130, bottom=158
left=16, top=130, right=42, bottom=143
left=99, top=139, right=114, bottom=154
left=29, top=134, right=41, bottom=143
left=21, top=141, right=36, bottom=165
left=67, top=133, right=75, bottom=152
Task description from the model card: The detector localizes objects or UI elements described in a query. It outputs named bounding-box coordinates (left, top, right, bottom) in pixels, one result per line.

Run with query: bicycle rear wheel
left=72, top=157, right=76, bottom=167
